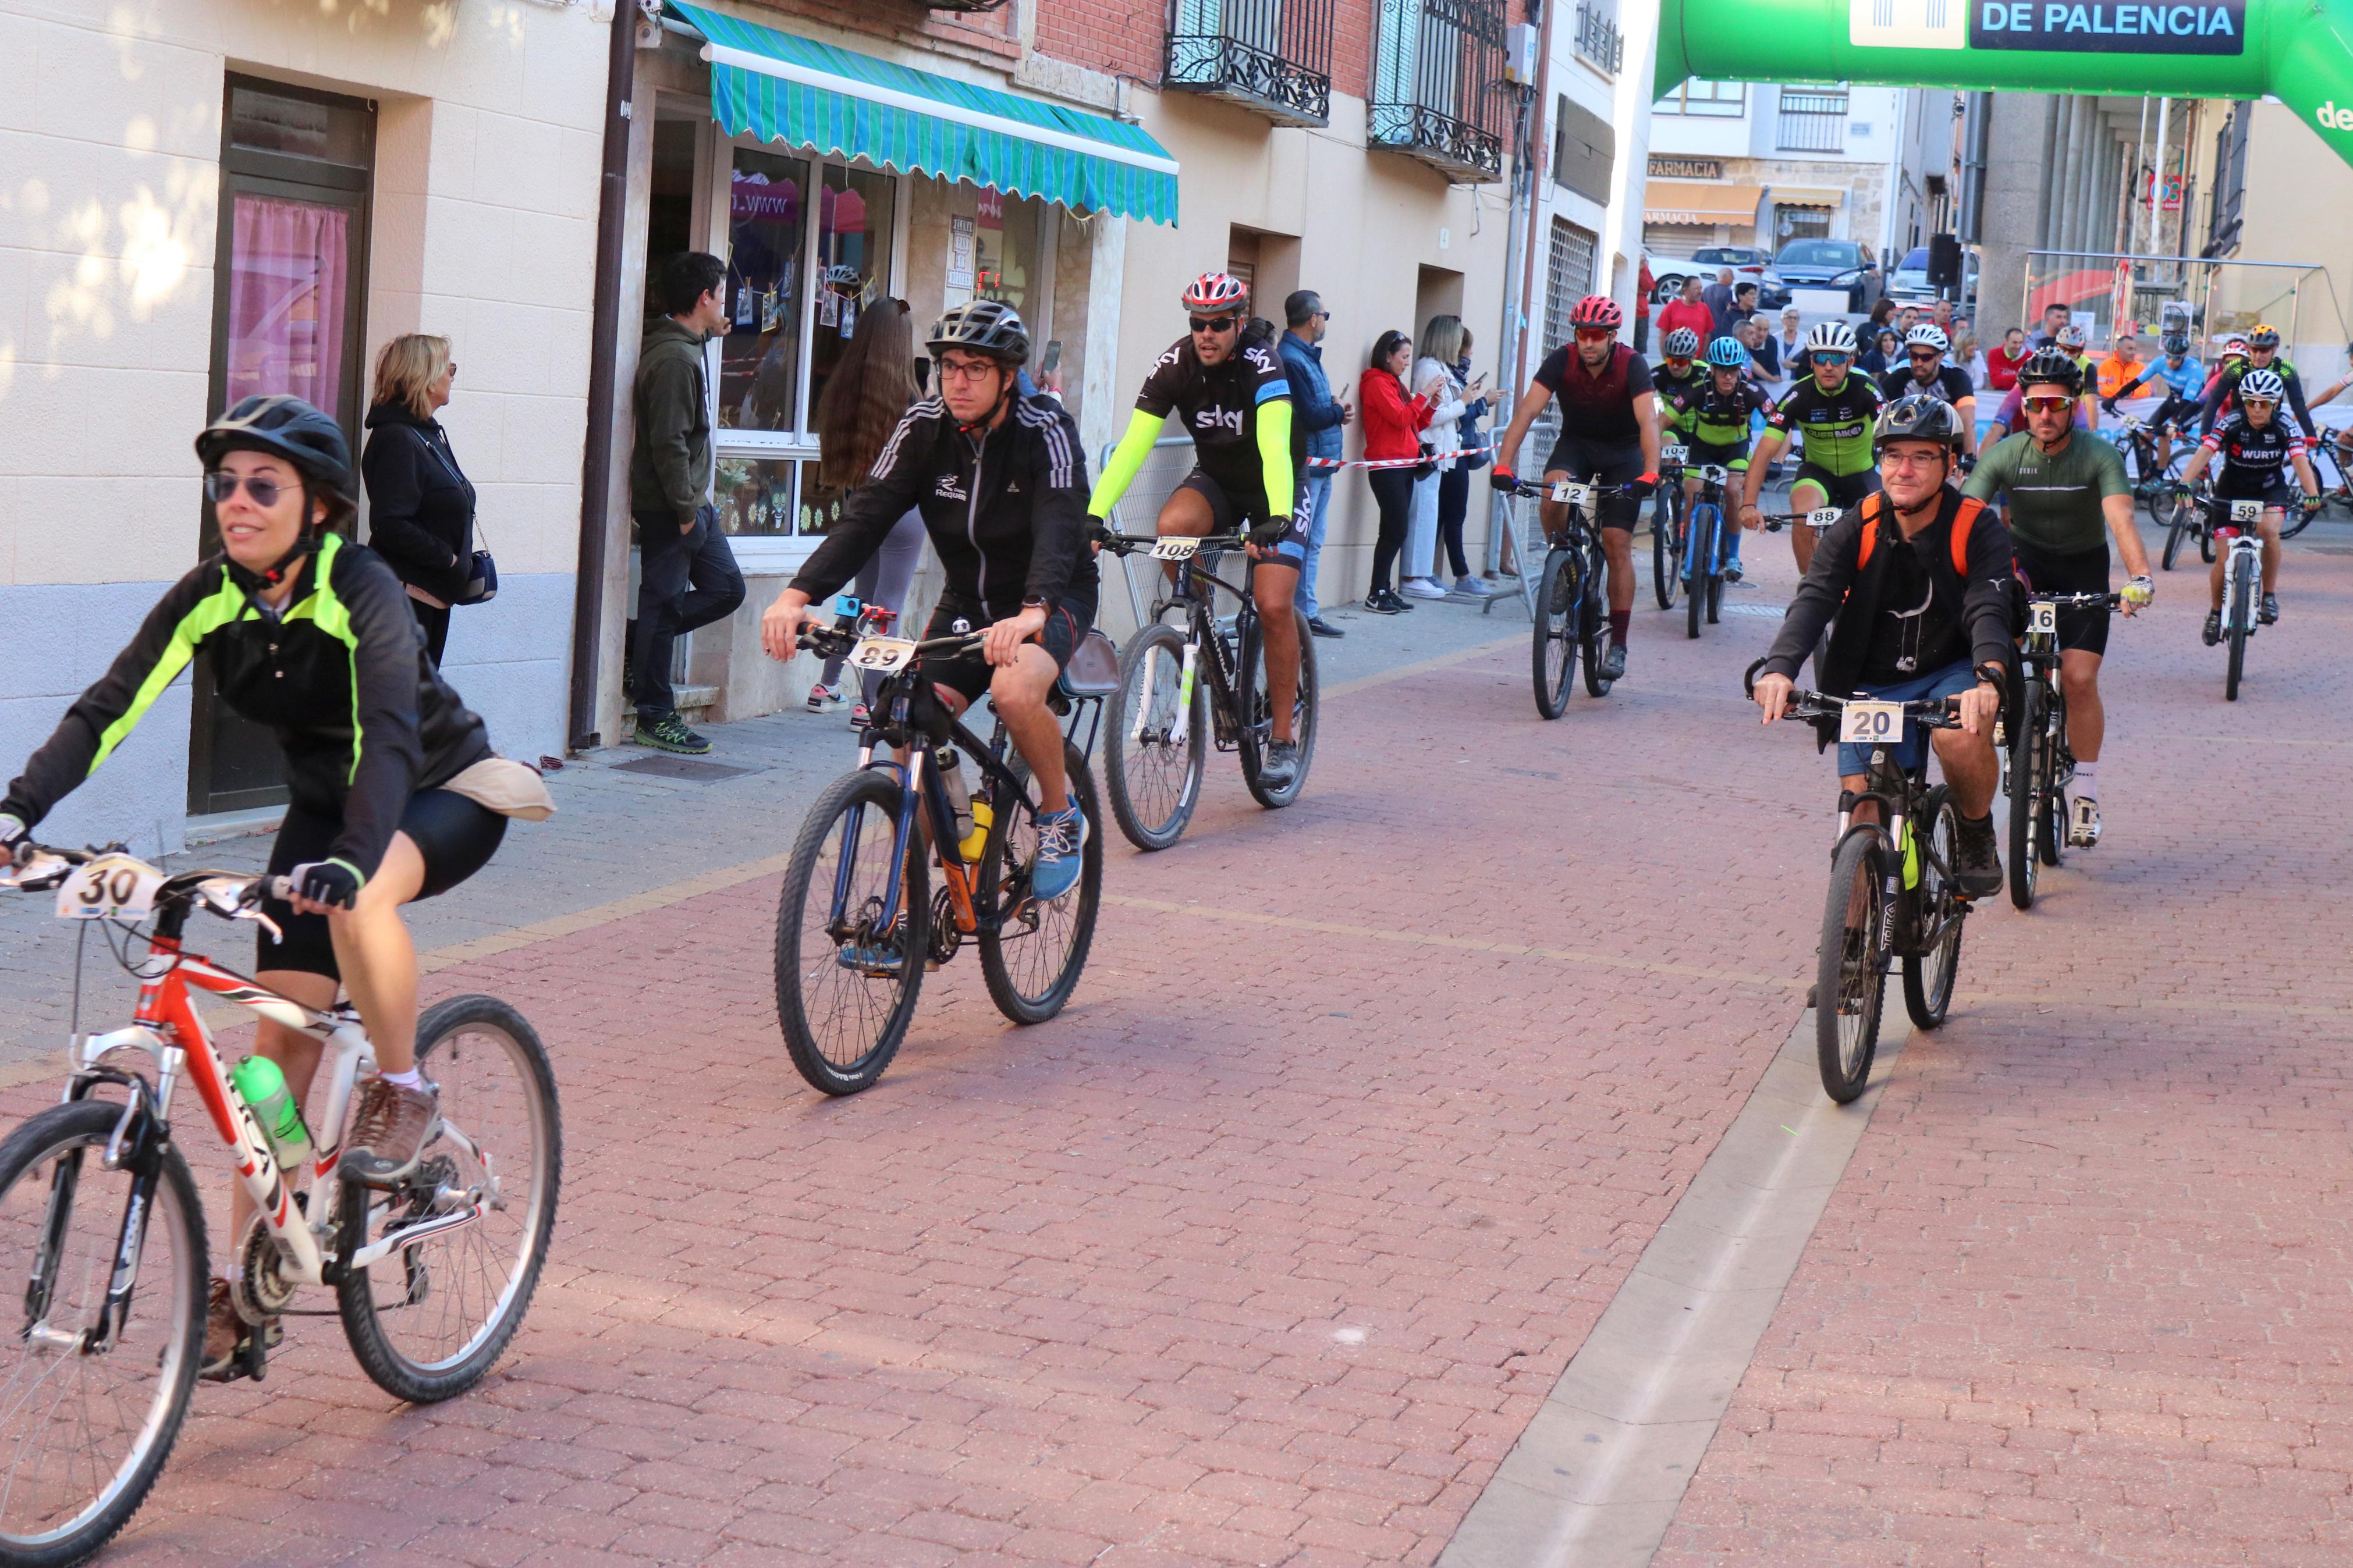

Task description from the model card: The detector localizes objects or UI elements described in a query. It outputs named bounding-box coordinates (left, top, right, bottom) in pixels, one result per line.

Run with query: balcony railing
left=1572, top=3, right=1623, bottom=74
left=1776, top=89, right=1848, bottom=152
left=1369, top=0, right=1507, bottom=182
left=1166, top=0, right=1334, bottom=128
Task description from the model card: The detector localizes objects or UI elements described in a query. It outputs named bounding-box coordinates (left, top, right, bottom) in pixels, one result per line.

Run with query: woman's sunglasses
left=203, top=471, right=289, bottom=507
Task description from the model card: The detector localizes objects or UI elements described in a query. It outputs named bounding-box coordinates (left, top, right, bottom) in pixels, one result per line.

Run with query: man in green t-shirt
left=1963, top=349, right=2154, bottom=849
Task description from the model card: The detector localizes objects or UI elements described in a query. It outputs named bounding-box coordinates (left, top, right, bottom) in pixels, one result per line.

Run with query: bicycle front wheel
left=1104, top=623, right=1205, bottom=851
left=1532, top=549, right=1578, bottom=719
left=2226, top=548, right=2257, bottom=701
left=2161, top=495, right=2190, bottom=570
left=1580, top=546, right=1614, bottom=698
left=0, top=1100, right=203, bottom=1568
left=774, top=769, right=928, bottom=1094
left=1652, top=495, right=1681, bottom=610
left=337, top=995, right=560, bottom=1404
left=1816, top=830, right=1888, bottom=1104
left=2007, top=681, right=2042, bottom=911
left=978, top=741, right=1104, bottom=1025
left=1239, top=607, right=1318, bottom=809
left=1685, top=507, right=1713, bottom=640
left=1903, top=791, right=1964, bottom=1030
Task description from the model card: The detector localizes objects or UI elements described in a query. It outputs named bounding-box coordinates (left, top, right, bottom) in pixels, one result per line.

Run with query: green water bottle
left=229, top=1055, right=312, bottom=1168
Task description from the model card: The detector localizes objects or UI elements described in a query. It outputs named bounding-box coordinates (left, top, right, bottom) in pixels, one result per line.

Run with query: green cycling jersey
left=1765, top=371, right=1885, bottom=477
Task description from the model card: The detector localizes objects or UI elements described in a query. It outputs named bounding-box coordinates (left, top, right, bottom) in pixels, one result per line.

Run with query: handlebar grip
left=1741, top=656, right=1768, bottom=699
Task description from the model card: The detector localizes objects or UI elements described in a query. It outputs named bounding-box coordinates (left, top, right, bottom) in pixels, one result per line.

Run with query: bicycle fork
left=1130, top=639, right=1199, bottom=744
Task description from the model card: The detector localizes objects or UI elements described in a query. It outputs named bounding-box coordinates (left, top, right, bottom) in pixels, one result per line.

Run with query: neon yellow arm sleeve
left=1088, top=410, right=1166, bottom=518
left=1257, top=399, right=1295, bottom=515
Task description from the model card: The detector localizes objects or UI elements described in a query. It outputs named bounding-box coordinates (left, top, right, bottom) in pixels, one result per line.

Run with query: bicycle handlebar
left=2027, top=591, right=2124, bottom=609
left=797, top=624, right=988, bottom=662
left=1738, top=659, right=1961, bottom=730
left=1502, top=478, right=1637, bottom=501
left=1092, top=531, right=1248, bottom=555
left=1, top=842, right=296, bottom=916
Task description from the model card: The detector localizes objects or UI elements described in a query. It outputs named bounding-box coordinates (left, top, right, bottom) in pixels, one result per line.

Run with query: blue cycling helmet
left=1705, top=335, right=1749, bottom=369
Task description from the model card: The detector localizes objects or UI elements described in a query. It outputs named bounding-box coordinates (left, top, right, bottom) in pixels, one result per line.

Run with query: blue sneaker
left=1028, top=805, right=1088, bottom=902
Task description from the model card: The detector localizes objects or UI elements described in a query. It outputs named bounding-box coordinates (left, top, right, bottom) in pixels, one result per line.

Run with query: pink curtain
left=224, top=194, right=350, bottom=415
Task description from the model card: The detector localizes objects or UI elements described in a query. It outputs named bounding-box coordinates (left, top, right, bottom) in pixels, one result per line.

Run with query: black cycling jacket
left=792, top=393, right=1097, bottom=621
left=3, top=532, right=490, bottom=880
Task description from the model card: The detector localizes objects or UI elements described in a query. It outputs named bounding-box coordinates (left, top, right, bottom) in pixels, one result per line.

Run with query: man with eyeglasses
left=1087, top=271, right=1308, bottom=788
left=1738, top=319, right=1885, bottom=575
left=1878, top=324, right=1978, bottom=463
left=1965, top=347, right=2153, bottom=849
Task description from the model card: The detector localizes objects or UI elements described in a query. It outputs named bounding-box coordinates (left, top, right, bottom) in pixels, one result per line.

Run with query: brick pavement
left=1655, top=526, right=2353, bottom=1566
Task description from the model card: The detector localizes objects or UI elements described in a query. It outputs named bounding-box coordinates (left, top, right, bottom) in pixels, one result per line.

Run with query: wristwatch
left=1020, top=594, right=1050, bottom=610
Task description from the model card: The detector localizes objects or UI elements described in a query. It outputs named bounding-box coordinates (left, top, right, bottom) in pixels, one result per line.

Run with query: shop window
left=809, top=165, right=897, bottom=425
left=720, top=148, right=808, bottom=436
left=715, top=456, right=801, bottom=539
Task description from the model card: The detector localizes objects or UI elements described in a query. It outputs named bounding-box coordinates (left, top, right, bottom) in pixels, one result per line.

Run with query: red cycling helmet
left=1180, top=272, right=1248, bottom=313
left=1568, top=294, right=1623, bottom=333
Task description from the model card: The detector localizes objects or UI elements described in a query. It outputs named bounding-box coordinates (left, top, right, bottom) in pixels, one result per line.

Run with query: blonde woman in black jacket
left=361, top=335, right=476, bottom=664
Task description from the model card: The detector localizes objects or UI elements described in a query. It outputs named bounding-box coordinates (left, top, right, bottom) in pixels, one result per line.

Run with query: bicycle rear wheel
left=1815, top=829, right=1887, bottom=1104
left=337, top=995, right=560, bottom=1404
left=978, top=741, right=1104, bottom=1025
left=1903, top=791, right=1964, bottom=1030
left=2007, top=682, right=2042, bottom=910
left=1685, top=506, right=1712, bottom=639
left=1104, top=623, right=1205, bottom=851
left=1238, top=606, right=1318, bottom=808
left=1532, top=549, right=1578, bottom=720
left=774, top=769, right=928, bottom=1094
left=0, top=1100, right=203, bottom=1568
left=1652, top=492, right=1682, bottom=610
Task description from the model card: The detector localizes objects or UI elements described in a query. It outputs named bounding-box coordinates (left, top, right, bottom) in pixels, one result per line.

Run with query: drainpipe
left=1487, top=0, right=1556, bottom=573
left=568, top=0, right=641, bottom=751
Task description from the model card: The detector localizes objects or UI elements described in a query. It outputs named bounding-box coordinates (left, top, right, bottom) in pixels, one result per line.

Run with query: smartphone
left=1041, top=339, right=1062, bottom=376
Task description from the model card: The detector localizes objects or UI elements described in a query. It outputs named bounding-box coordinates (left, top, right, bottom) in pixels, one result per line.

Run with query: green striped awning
left=668, top=2, right=1179, bottom=226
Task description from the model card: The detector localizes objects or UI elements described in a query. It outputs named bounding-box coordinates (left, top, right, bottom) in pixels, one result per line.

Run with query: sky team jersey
left=1878, top=362, right=1975, bottom=407
left=1533, top=343, right=1654, bottom=448
left=2119, top=354, right=2203, bottom=400
left=1767, top=372, right=1884, bottom=477
left=1135, top=335, right=1291, bottom=502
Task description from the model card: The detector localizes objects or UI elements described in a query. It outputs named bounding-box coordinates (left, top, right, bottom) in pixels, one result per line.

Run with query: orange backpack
left=1853, top=490, right=1982, bottom=576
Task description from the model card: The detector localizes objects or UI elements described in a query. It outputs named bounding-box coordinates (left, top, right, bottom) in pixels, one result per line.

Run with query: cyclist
left=2299, top=340, right=2353, bottom=498
left=1878, top=323, right=1978, bottom=461
left=1084, top=272, right=1306, bottom=786
left=1737, top=319, right=1884, bottom=575
left=2102, top=330, right=2204, bottom=474
left=1490, top=294, right=1663, bottom=681
left=1660, top=335, right=1772, bottom=581
left=0, top=396, right=528, bottom=1377
left=761, top=301, right=1098, bottom=897
left=1964, top=347, right=2155, bottom=847
left=2201, top=322, right=2314, bottom=437
left=2173, top=365, right=2320, bottom=641
left=1651, top=326, right=1708, bottom=536
left=1751, top=396, right=2016, bottom=899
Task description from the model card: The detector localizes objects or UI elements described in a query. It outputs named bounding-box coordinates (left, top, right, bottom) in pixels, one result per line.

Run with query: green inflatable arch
left=1656, top=0, right=2353, bottom=164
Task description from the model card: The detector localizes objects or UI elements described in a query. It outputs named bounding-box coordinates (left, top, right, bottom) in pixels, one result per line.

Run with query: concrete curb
left=1438, top=1009, right=1916, bottom=1567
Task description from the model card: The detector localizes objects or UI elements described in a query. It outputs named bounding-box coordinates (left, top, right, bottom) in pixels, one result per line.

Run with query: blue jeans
left=1835, top=660, right=1979, bottom=776
left=1296, top=470, right=1334, bottom=620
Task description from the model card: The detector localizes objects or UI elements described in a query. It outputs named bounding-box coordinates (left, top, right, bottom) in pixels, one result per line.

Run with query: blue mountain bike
left=1680, top=462, right=1737, bottom=638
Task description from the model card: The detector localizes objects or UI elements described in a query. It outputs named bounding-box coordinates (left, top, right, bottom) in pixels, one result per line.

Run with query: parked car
left=1649, top=247, right=1788, bottom=311
left=1773, top=239, right=1883, bottom=312
left=1888, top=247, right=1936, bottom=303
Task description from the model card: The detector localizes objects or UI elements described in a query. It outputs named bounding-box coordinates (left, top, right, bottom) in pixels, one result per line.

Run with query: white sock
left=381, top=1066, right=425, bottom=1091
left=2074, top=761, right=2098, bottom=801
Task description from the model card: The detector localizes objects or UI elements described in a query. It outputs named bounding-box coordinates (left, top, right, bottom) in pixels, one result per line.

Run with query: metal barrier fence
left=2022, top=250, right=2347, bottom=383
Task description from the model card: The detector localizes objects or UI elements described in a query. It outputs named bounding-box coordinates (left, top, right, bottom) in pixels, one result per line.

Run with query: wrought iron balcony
left=1572, top=3, right=1623, bottom=74
left=1165, top=0, right=1334, bottom=129
left=1369, top=0, right=1507, bottom=182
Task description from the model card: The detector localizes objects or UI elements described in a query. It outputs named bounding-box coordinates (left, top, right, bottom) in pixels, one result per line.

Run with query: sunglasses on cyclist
left=202, top=471, right=293, bottom=508
left=1908, top=350, right=1941, bottom=362
left=1574, top=328, right=1614, bottom=343
left=2021, top=395, right=2075, bottom=415
left=2242, top=397, right=2279, bottom=413
left=1189, top=314, right=1239, bottom=335
left=1811, top=352, right=1850, bottom=366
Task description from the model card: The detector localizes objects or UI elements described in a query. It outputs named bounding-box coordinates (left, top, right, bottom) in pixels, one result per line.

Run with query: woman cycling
left=0, top=395, right=538, bottom=1377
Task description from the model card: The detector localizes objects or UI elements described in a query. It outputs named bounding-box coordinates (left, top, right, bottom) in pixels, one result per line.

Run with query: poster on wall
left=946, top=214, right=976, bottom=308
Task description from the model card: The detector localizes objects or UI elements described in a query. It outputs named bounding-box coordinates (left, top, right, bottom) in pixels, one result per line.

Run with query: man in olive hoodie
left=627, top=251, right=746, bottom=754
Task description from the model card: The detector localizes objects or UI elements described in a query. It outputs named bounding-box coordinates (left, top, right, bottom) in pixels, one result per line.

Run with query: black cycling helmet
left=1873, top=393, right=1965, bottom=454
left=927, top=299, right=1031, bottom=366
left=2162, top=332, right=2191, bottom=356
left=2017, top=346, right=2084, bottom=398
left=195, top=395, right=354, bottom=504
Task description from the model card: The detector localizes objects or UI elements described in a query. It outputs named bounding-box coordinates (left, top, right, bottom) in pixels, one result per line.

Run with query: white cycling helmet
left=2239, top=367, right=2287, bottom=403
left=1904, top=323, right=1950, bottom=354
left=2057, top=323, right=2088, bottom=350
left=1805, top=319, right=1858, bottom=356
left=1663, top=326, right=1701, bottom=358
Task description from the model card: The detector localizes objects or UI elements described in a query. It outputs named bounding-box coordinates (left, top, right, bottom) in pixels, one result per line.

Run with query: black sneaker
left=2202, top=610, right=2223, bottom=646
left=1307, top=616, right=1347, bottom=638
left=633, top=712, right=713, bottom=755
left=1362, top=593, right=1400, bottom=616
left=1258, top=739, right=1300, bottom=791
left=1598, top=642, right=1627, bottom=681
left=1954, top=813, right=2003, bottom=899
left=2259, top=592, right=2280, bottom=625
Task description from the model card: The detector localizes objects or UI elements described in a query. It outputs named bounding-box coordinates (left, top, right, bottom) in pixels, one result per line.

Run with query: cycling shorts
left=1791, top=463, right=1880, bottom=509
left=922, top=591, right=1098, bottom=706
left=1176, top=467, right=1309, bottom=563
left=260, top=791, right=508, bottom=980
left=2013, top=540, right=2111, bottom=658
left=2210, top=474, right=2295, bottom=518
left=1683, top=438, right=1750, bottom=472
left=1836, top=660, right=1979, bottom=777
left=1542, top=437, right=1645, bottom=532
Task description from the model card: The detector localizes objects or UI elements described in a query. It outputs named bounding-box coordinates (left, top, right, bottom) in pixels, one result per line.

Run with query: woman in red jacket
left=1361, top=330, right=1438, bottom=613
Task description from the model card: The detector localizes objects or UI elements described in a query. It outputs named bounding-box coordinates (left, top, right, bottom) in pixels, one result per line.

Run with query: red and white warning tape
left=1303, top=444, right=1493, bottom=472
